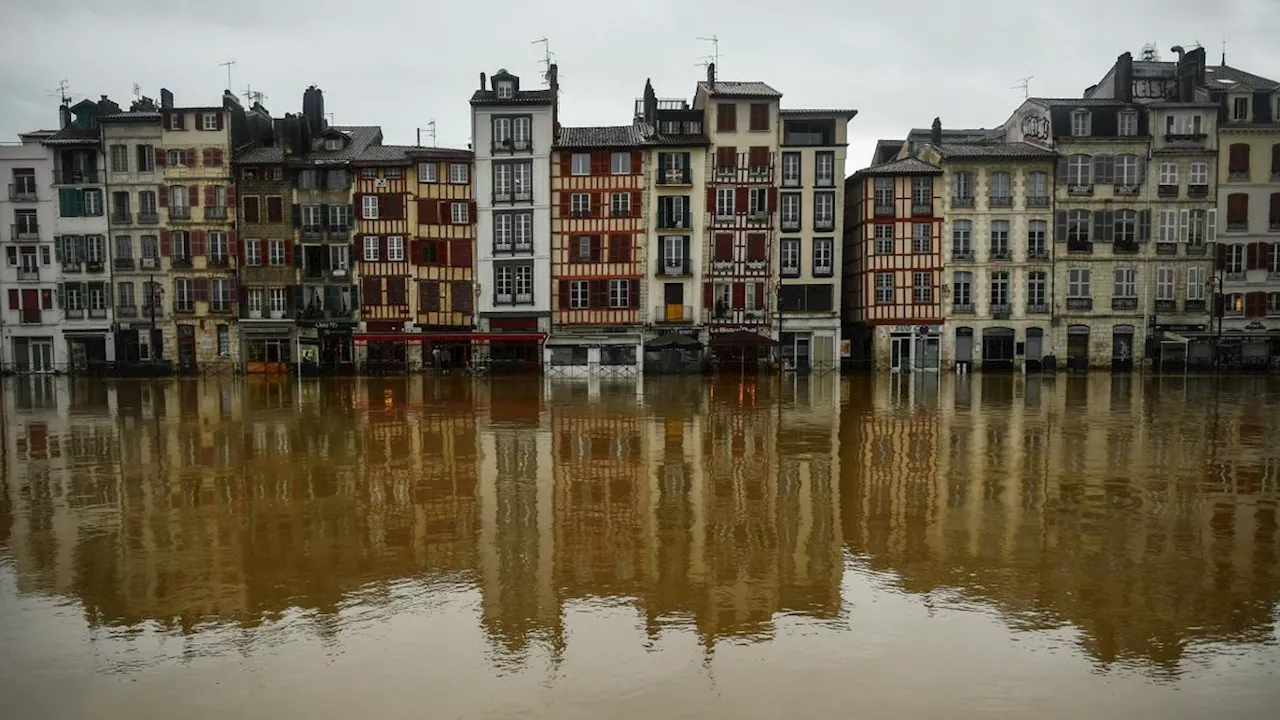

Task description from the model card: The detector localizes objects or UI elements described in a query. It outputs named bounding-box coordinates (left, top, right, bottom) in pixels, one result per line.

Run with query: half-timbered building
left=351, top=145, right=415, bottom=372
left=548, top=127, right=647, bottom=375
left=692, top=66, right=781, bottom=369
left=844, top=157, right=944, bottom=371
left=409, top=146, right=476, bottom=369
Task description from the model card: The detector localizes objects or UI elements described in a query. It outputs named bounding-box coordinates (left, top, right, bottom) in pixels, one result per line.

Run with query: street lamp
left=149, top=275, right=164, bottom=363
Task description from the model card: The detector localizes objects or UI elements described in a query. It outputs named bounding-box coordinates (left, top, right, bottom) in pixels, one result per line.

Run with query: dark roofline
left=779, top=109, right=858, bottom=119
left=405, top=146, right=473, bottom=160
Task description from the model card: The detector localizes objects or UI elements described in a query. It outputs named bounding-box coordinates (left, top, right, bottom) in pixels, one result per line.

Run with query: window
left=1115, top=155, right=1140, bottom=185
left=609, top=279, right=630, bottom=308
left=1156, top=267, right=1175, bottom=301
left=611, top=192, right=631, bottom=217
left=418, top=162, right=438, bottom=183
left=329, top=244, right=349, bottom=271
left=1187, top=266, right=1206, bottom=300
left=387, top=236, right=404, bottom=261
left=813, top=238, right=833, bottom=276
left=301, top=204, right=322, bottom=229
left=611, top=152, right=631, bottom=175
left=324, top=138, right=343, bottom=151
left=1271, top=243, right=1280, bottom=273
left=514, top=162, right=531, bottom=199
left=494, top=266, right=513, bottom=302
left=362, top=195, right=378, bottom=219
left=952, top=172, right=973, bottom=202
left=912, top=272, right=932, bottom=303
left=385, top=167, right=403, bottom=180
left=1027, top=171, right=1048, bottom=200
left=137, top=145, right=154, bottom=172
left=953, top=271, right=972, bottom=307
left=174, top=279, right=192, bottom=312
left=780, top=238, right=800, bottom=276
left=748, top=187, right=767, bottom=217
left=569, top=280, right=589, bottom=309
left=990, top=220, right=1010, bottom=257
left=496, top=81, right=513, bottom=99
left=110, top=145, right=128, bottom=172
left=268, top=238, right=285, bottom=266
left=1226, top=244, right=1245, bottom=273
left=717, top=103, right=737, bottom=132
left=1114, top=267, right=1137, bottom=301
left=1068, top=268, right=1091, bottom=297
left=1232, top=96, right=1249, bottom=121
left=874, top=177, right=893, bottom=207
left=493, top=117, right=512, bottom=146
left=202, top=112, right=218, bottom=130
left=1028, top=272, right=1047, bottom=306
left=360, top=168, right=377, bottom=179
left=1071, top=110, right=1091, bottom=136
left=268, top=287, right=286, bottom=315
left=749, top=103, right=769, bottom=132
left=912, top=222, right=932, bottom=253
left=782, top=152, right=801, bottom=186
left=1158, top=209, right=1178, bottom=243
left=952, top=220, right=972, bottom=257
left=1067, top=209, right=1090, bottom=243
left=1229, top=143, right=1250, bottom=178
left=912, top=176, right=932, bottom=207
left=716, top=187, right=735, bottom=218
left=246, top=289, right=264, bottom=315
left=814, top=192, right=834, bottom=230
left=208, top=232, right=227, bottom=264
left=118, top=282, right=134, bottom=309
left=990, top=271, right=1010, bottom=306
left=364, top=236, right=379, bottom=261
left=451, top=202, right=469, bottom=224
left=1189, top=162, right=1208, bottom=186
left=1188, top=209, right=1208, bottom=245
left=494, top=213, right=513, bottom=251
left=449, top=164, right=468, bottom=184
left=141, top=235, right=158, bottom=259
left=114, top=235, right=132, bottom=260
left=1227, top=193, right=1249, bottom=231
left=571, top=193, right=590, bottom=216
left=780, top=193, right=800, bottom=228
left=166, top=149, right=187, bottom=166
left=514, top=264, right=533, bottom=302
left=875, top=273, right=893, bottom=304
left=815, top=152, right=835, bottom=186
left=329, top=204, right=350, bottom=229
left=1118, top=112, right=1137, bottom=136
left=216, top=325, right=230, bottom=356
left=989, top=172, right=1011, bottom=205
left=241, top=238, right=259, bottom=266
left=514, top=212, right=532, bottom=249
left=493, top=163, right=512, bottom=199
left=1114, top=210, right=1137, bottom=244
left=1166, top=113, right=1203, bottom=136
left=874, top=224, right=893, bottom=255
left=514, top=117, right=531, bottom=148
left=83, top=190, right=102, bottom=217
left=571, top=153, right=590, bottom=176
left=1068, top=154, right=1091, bottom=185
left=1159, top=162, right=1178, bottom=186
left=1028, top=220, right=1047, bottom=257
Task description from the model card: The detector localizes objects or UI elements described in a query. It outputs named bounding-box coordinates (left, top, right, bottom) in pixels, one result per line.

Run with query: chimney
left=1115, top=52, right=1133, bottom=103
left=548, top=63, right=560, bottom=134
left=160, top=88, right=173, bottom=109
left=59, top=104, right=71, bottom=129
left=706, top=62, right=716, bottom=88
left=930, top=117, right=942, bottom=146
left=1171, top=45, right=1186, bottom=61
left=643, top=78, right=657, bottom=124
left=480, top=72, right=487, bottom=91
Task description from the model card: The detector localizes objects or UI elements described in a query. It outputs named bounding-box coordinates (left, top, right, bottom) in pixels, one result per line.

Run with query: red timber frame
left=703, top=147, right=777, bottom=330
left=412, top=153, right=476, bottom=335
left=353, top=166, right=413, bottom=325
left=552, top=149, right=645, bottom=326
left=857, top=174, right=943, bottom=327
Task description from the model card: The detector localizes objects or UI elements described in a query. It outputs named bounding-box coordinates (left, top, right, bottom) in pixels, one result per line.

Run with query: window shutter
left=1056, top=157, right=1067, bottom=182
left=732, top=282, right=746, bottom=309
left=188, top=186, right=199, bottom=207
left=386, top=193, right=404, bottom=219
left=754, top=282, right=765, bottom=310
left=706, top=186, right=716, bottom=209
left=559, top=153, right=571, bottom=178
left=187, top=148, right=197, bottom=167
left=1213, top=294, right=1225, bottom=317
left=419, top=280, right=431, bottom=312
left=1272, top=144, right=1280, bottom=174
left=1228, top=193, right=1249, bottom=223
left=1206, top=209, right=1218, bottom=243
left=629, top=278, right=640, bottom=308
left=589, top=279, right=607, bottom=308
left=6, top=289, right=16, bottom=310
left=225, top=184, right=236, bottom=210
left=468, top=200, right=477, bottom=223
left=748, top=234, right=766, bottom=261
left=1230, top=144, right=1249, bottom=170
left=1215, top=243, right=1227, bottom=270
left=228, top=231, right=238, bottom=258
left=194, top=277, right=209, bottom=302
left=155, top=148, right=166, bottom=167
left=1178, top=209, right=1190, bottom=242
left=1270, top=192, right=1280, bottom=224
left=53, top=237, right=63, bottom=263
left=202, top=148, right=212, bottom=166
left=290, top=203, right=301, bottom=228
left=682, top=236, right=690, bottom=262
left=767, top=187, right=777, bottom=212
left=1093, top=211, right=1108, bottom=242
left=559, top=192, right=571, bottom=218
left=49, top=287, right=58, bottom=310
left=204, top=185, right=216, bottom=207
left=558, top=280, right=570, bottom=309
left=1139, top=210, right=1151, bottom=241
left=703, top=283, right=713, bottom=308
left=160, top=230, right=172, bottom=257
left=418, top=199, right=436, bottom=224
left=216, top=112, right=224, bottom=130
left=286, top=239, right=296, bottom=268
left=453, top=240, right=472, bottom=268
left=176, top=112, right=185, bottom=130
left=1093, top=155, right=1112, bottom=184
left=191, top=230, right=206, bottom=256
left=589, top=236, right=602, bottom=263
left=157, top=184, right=167, bottom=207
left=735, top=186, right=748, bottom=214
left=717, top=146, right=736, bottom=168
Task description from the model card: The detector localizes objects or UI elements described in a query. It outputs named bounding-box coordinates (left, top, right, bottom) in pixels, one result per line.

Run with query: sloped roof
left=101, top=111, right=161, bottom=123
left=236, top=146, right=285, bottom=163
left=634, top=121, right=710, bottom=147
left=42, top=125, right=100, bottom=145
left=697, top=81, right=781, bottom=98
left=853, top=157, right=942, bottom=177
left=780, top=108, right=858, bottom=118
left=470, top=89, right=556, bottom=105
left=354, top=144, right=416, bottom=164
left=1205, top=65, right=1280, bottom=92
left=934, top=142, right=1056, bottom=159
left=1030, top=97, right=1136, bottom=108
left=906, top=127, right=1002, bottom=144
left=555, top=125, right=649, bottom=148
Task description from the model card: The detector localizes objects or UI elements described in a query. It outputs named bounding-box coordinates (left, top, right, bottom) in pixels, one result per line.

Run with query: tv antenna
left=532, top=37, right=554, bottom=84
left=51, top=79, right=73, bottom=106
left=242, top=84, right=266, bottom=106
left=696, top=35, right=720, bottom=69
left=417, top=121, right=436, bottom=148
left=1012, top=76, right=1034, bottom=98
left=218, top=60, right=237, bottom=91
left=132, top=83, right=141, bottom=101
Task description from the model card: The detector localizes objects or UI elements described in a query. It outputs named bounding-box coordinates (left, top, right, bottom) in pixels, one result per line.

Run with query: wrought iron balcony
left=1187, top=184, right=1209, bottom=198
left=813, top=218, right=834, bottom=232
left=989, top=195, right=1012, bottom=208
left=1228, top=169, right=1249, bottom=181
left=114, top=257, right=135, bottom=270
left=659, top=168, right=692, bottom=186
left=1027, top=303, right=1050, bottom=314
left=989, top=303, right=1011, bottom=319
left=1157, top=184, right=1178, bottom=198
left=990, top=248, right=1011, bottom=260
left=1112, top=297, right=1138, bottom=310
left=65, top=308, right=85, bottom=320
left=781, top=217, right=801, bottom=232
left=1113, top=240, right=1140, bottom=254
left=1067, top=184, right=1094, bottom=196
left=1157, top=242, right=1178, bottom=255
left=116, top=304, right=138, bottom=318
left=780, top=263, right=800, bottom=278
left=10, top=224, right=39, bottom=241
left=1025, top=196, right=1050, bottom=208
left=1165, top=132, right=1208, bottom=145
left=1066, top=297, right=1093, bottom=310
left=1113, top=183, right=1141, bottom=196
left=207, top=255, right=231, bottom=269
left=140, top=257, right=160, bottom=270
left=1028, top=247, right=1049, bottom=260
left=110, top=210, right=131, bottom=225
left=1154, top=299, right=1178, bottom=312
left=1227, top=220, right=1247, bottom=232
left=89, top=308, right=108, bottom=319
left=1225, top=270, right=1246, bottom=281
left=952, top=248, right=973, bottom=260
left=8, top=184, right=37, bottom=201
left=951, top=196, right=974, bottom=208
left=1185, top=242, right=1207, bottom=255
left=17, top=268, right=39, bottom=282
left=137, top=212, right=160, bottom=225
left=657, top=258, right=692, bottom=277
left=53, top=170, right=100, bottom=185
left=653, top=304, right=693, bottom=323
left=169, top=206, right=191, bottom=219
left=328, top=225, right=351, bottom=240
left=204, top=206, right=228, bottom=220
left=302, top=225, right=324, bottom=240
left=952, top=302, right=974, bottom=314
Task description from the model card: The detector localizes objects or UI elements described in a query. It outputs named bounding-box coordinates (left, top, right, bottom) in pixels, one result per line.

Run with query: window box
left=1187, top=184, right=1209, bottom=198
left=1112, top=297, right=1138, bottom=310
left=746, top=259, right=768, bottom=272
left=113, top=258, right=135, bottom=270
left=1067, top=184, right=1094, bottom=196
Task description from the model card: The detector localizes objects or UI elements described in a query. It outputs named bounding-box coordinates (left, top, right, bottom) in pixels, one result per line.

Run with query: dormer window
left=1233, top=96, right=1250, bottom=121
left=496, top=81, right=514, bottom=100
left=660, top=120, right=680, bottom=135
left=1071, top=109, right=1091, bottom=137
left=1118, top=111, right=1137, bottom=137
left=325, top=138, right=342, bottom=151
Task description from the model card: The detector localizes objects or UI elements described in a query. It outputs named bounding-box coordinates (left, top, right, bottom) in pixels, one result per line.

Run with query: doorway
left=890, top=335, right=912, bottom=373
left=1111, top=325, right=1135, bottom=371
left=1026, top=328, right=1044, bottom=371
left=955, top=327, right=974, bottom=371
left=981, top=328, right=1015, bottom=372
left=663, top=282, right=685, bottom=322
left=1067, top=325, right=1090, bottom=371
left=178, top=324, right=197, bottom=374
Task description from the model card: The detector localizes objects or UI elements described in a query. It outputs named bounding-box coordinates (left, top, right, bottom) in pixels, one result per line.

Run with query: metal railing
left=11, top=224, right=39, bottom=240
left=8, top=184, right=37, bottom=201
left=204, top=206, right=228, bottom=220
left=53, top=170, right=100, bottom=185
left=657, top=258, right=692, bottom=277
left=138, top=212, right=160, bottom=224
left=169, top=206, right=191, bottom=219
left=653, top=304, right=693, bottom=323
left=110, top=210, right=131, bottom=224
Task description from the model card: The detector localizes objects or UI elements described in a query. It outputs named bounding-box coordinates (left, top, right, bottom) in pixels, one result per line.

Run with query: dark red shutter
left=717, top=146, right=736, bottom=168
left=589, top=236, right=602, bottom=263
left=629, top=278, right=639, bottom=308
left=468, top=200, right=476, bottom=223
left=735, top=186, right=748, bottom=214
left=202, top=148, right=213, bottom=166
left=749, top=146, right=767, bottom=167
left=158, top=184, right=167, bottom=207
left=41, top=289, right=52, bottom=310
left=1246, top=242, right=1260, bottom=270
left=558, top=280, right=570, bottom=309
left=631, top=150, right=642, bottom=172
left=748, top=234, right=766, bottom=261
left=204, top=185, right=216, bottom=207
left=7, top=289, right=17, bottom=310
left=754, top=283, right=765, bottom=309
left=1229, top=144, right=1250, bottom=172
left=191, top=230, right=206, bottom=256
left=559, top=193, right=571, bottom=218
left=160, top=231, right=172, bottom=257
left=1215, top=243, right=1227, bottom=270
left=1228, top=193, right=1249, bottom=224
left=1213, top=294, right=1226, bottom=317
left=715, top=233, right=733, bottom=261
left=767, top=187, right=777, bottom=212
left=188, top=186, right=199, bottom=208
left=155, top=148, right=166, bottom=167
left=187, top=148, right=197, bottom=167
left=706, top=186, right=716, bottom=209
left=244, top=196, right=260, bottom=224
left=284, top=239, right=293, bottom=267
left=1270, top=192, right=1280, bottom=225
left=216, top=112, right=224, bottom=130
left=418, top=199, right=438, bottom=224
left=732, top=282, right=746, bottom=309
left=212, top=149, right=223, bottom=166
left=226, top=184, right=236, bottom=208
left=228, top=231, right=238, bottom=257
left=194, top=277, right=209, bottom=302
left=452, top=240, right=472, bottom=268
left=386, top=193, right=404, bottom=219
left=411, top=240, right=422, bottom=264
left=589, top=279, right=607, bottom=308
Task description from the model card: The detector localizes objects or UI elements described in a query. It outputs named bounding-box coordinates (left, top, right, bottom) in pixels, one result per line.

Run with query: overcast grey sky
left=3, top=0, right=1278, bottom=171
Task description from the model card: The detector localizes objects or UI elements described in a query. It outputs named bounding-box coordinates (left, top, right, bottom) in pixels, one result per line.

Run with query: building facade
left=1, top=133, right=57, bottom=372
left=409, top=146, right=476, bottom=368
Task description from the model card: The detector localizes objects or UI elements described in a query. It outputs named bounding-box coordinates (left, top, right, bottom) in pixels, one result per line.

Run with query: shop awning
left=353, top=333, right=545, bottom=342
left=646, top=332, right=702, bottom=350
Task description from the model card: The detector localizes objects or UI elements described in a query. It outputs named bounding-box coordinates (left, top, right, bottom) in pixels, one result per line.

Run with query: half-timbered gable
left=409, top=147, right=476, bottom=333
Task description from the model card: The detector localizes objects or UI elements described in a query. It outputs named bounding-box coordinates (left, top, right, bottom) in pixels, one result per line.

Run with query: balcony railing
left=302, top=225, right=324, bottom=240
left=207, top=255, right=230, bottom=269
left=1165, top=133, right=1208, bottom=145
left=11, top=224, right=39, bottom=241
left=1112, top=297, right=1138, bottom=310
left=1066, top=297, right=1093, bottom=310
left=1227, top=220, right=1247, bottom=232
left=1184, top=299, right=1206, bottom=312
left=659, top=168, right=692, bottom=186
left=17, top=268, right=39, bottom=282
left=1027, top=303, right=1050, bottom=314
left=89, top=308, right=107, bottom=319
left=990, top=248, right=1011, bottom=260
left=8, top=184, right=37, bottom=201
left=814, top=264, right=833, bottom=277
left=21, top=309, right=42, bottom=324
left=990, top=303, right=1011, bottom=319
left=781, top=217, right=801, bottom=232
left=1187, top=185, right=1209, bottom=198
left=110, top=210, right=131, bottom=225
left=53, top=170, right=100, bottom=185
left=780, top=264, right=800, bottom=278
left=328, top=225, right=351, bottom=240
left=65, top=308, right=85, bottom=320
left=204, top=206, right=228, bottom=220
left=873, top=203, right=894, bottom=217
left=1156, top=242, right=1178, bottom=255
left=137, top=211, right=160, bottom=224
left=1186, top=242, right=1207, bottom=255
left=1157, top=185, right=1178, bottom=198
left=1113, top=241, right=1140, bottom=254
left=952, top=196, right=974, bottom=208
left=912, top=202, right=933, bottom=216
left=1026, top=196, right=1050, bottom=208
left=813, top=218, right=835, bottom=232
left=815, top=174, right=835, bottom=188
left=1067, top=240, right=1093, bottom=253
left=140, top=257, right=160, bottom=269
left=952, top=248, right=973, bottom=260
left=1028, top=247, right=1049, bottom=260
left=116, top=305, right=138, bottom=318
left=169, top=206, right=191, bottom=219
left=1270, top=221, right=1280, bottom=231
left=86, top=259, right=105, bottom=273
left=1113, top=183, right=1141, bottom=196
left=1228, top=169, right=1249, bottom=181
left=989, top=196, right=1012, bottom=208
left=653, top=304, right=694, bottom=323
left=952, top=302, right=974, bottom=314
left=1154, top=299, right=1178, bottom=312
left=657, top=258, right=692, bottom=277
left=1067, top=184, right=1094, bottom=196
left=171, top=256, right=193, bottom=269
left=1225, top=270, right=1246, bottom=281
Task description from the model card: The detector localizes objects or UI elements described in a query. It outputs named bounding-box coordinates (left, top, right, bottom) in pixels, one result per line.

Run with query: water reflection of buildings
left=0, top=375, right=845, bottom=661
left=840, top=373, right=1280, bottom=671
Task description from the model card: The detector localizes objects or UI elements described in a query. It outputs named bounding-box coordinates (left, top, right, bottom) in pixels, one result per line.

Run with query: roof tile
left=697, top=81, right=781, bottom=98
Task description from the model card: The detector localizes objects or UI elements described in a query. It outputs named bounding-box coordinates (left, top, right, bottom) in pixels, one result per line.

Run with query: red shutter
left=417, top=200, right=437, bottom=224
left=589, top=236, right=602, bottom=263
left=452, top=240, right=473, bottom=268
left=1215, top=243, right=1227, bottom=270
left=558, top=280, right=570, bottom=309
left=589, top=279, right=607, bottom=308
left=1252, top=291, right=1268, bottom=317
left=748, top=234, right=766, bottom=261
left=160, top=230, right=172, bottom=257
left=767, top=187, right=777, bottom=212
left=187, top=148, right=197, bottom=167
left=1247, top=242, right=1260, bottom=270
left=284, top=239, right=293, bottom=267
left=379, top=236, right=388, bottom=258
left=631, top=150, right=642, bottom=173
left=216, top=112, right=224, bottom=130
left=188, top=186, right=199, bottom=207
left=226, top=184, right=236, bottom=208
left=706, top=186, right=716, bottom=209
left=194, top=277, right=209, bottom=302
left=411, top=240, right=422, bottom=264
left=202, top=148, right=213, bottom=166
left=732, top=282, right=746, bottom=309
left=1271, top=192, right=1280, bottom=225
left=714, top=233, right=734, bottom=261
left=377, top=194, right=389, bottom=218
left=244, top=196, right=260, bottom=224
left=735, top=186, right=748, bottom=214
left=386, top=193, right=404, bottom=219
left=158, top=184, right=167, bottom=207
left=629, top=278, right=640, bottom=308
left=755, top=283, right=765, bottom=311
left=749, top=146, right=768, bottom=167
left=211, top=149, right=223, bottom=166
left=716, top=146, right=736, bottom=168
left=41, top=289, right=53, bottom=310
left=191, top=230, right=207, bottom=256
left=155, top=148, right=166, bottom=167
left=559, top=193, right=570, bottom=218
left=703, top=283, right=714, bottom=308
left=559, top=153, right=571, bottom=178
left=468, top=200, right=477, bottom=223
left=6, top=289, right=17, bottom=310
left=204, top=185, right=216, bottom=207
left=228, top=231, right=238, bottom=257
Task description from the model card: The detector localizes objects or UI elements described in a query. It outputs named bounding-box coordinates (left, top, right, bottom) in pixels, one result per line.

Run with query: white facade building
left=1, top=133, right=59, bottom=371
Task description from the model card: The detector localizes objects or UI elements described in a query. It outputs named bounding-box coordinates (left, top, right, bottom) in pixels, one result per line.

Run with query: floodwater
left=1, top=374, right=1279, bottom=719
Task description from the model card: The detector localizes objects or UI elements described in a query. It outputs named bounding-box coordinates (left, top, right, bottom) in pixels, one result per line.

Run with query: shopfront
left=888, top=324, right=939, bottom=373
left=298, top=321, right=356, bottom=375
left=241, top=322, right=296, bottom=374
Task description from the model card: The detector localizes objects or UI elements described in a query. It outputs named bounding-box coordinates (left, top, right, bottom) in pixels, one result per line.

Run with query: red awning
left=353, top=333, right=546, bottom=342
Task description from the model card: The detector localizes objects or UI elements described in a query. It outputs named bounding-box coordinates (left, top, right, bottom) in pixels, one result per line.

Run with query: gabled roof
left=1029, top=97, right=1136, bottom=108
left=933, top=142, right=1057, bottom=159
left=42, top=125, right=100, bottom=146
left=311, top=125, right=381, bottom=161
left=555, top=125, right=648, bottom=148
left=101, top=112, right=161, bottom=123
left=470, top=89, right=556, bottom=105
left=235, top=146, right=285, bottom=164
left=697, top=80, right=781, bottom=98
left=853, top=157, right=941, bottom=177
left=354, top=144, right=415, bottom=164
left=1205, top=65, right=1280, bottom=92
left=634, top=122, right=709, bottom=147
left=405, top=146, right=472, bottom=161
left=780, top=108, right=858, bottom=118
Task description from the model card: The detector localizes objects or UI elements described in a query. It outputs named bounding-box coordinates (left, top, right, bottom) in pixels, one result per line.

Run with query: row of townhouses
left=0, top=63, right=853, bottom=376
left=845, top=47, right=1280, bottom=371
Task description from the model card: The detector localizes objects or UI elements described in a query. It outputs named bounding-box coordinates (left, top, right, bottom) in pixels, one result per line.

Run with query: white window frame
left=515, top=212, right=532, bottom=250
left=514, top=265, right=533, bottom=302
left=496, top=81, right=513, bottom=99
left=1068, top=155, right=1091, bottom=185
left=494, top=266, right=513, bottom=302
left=1156, top=267, right=1175, bottom=301
left=1028, top=272, right=1047, bottom=305
left=387, top=236, right=404, bottom=261
left=875, top=273, right=893, bottom=304
left=952, top=271, right=972, bottom=306
left=118, top=282, right=135, bottom=309
left=385, top=167, right=403, bottom=180
left=1068, top=267, right=1091, bottom=298
left=330, top=243, right=349, bottom=271
left=912, top=223, right=932, bottom=254
left=571, top=193, right=590, bottom=216
left=780, top=239, right=800, bottom=274
left=609, top=278, right=629, bottom=308
left=611, top=192, right=631, bottom=217
left=328, top=204, right=350, bottom=228
left=110, top=144, right=128, bottom=173
left=449, top=164, right=468, bottom=184
left=493, top=117, right=512, bottom=145
left=1113, top=267, right=1137, bottom=298
left=813, top=238, right=833, bottom=275
left=202, top=112, right=218, bottom=131
left=912, top=272, right=932, bottom=304
left=268, top=238, right=285, bottom=266
left=247, top=289, right=264, bottom=314
left=1189, top=162, right=1208, bottom=185
left=1159, top=209, right=1178, bottom=243
left=514, top=117, right=531, bottom=147
left=611, top=152, right=631, bottom=175
left=494, top=213, right=513, bottom=251
left=418, top=162, right=438, bottom=183
left=815, top=153, right=835, bottom=186
left=989, top=271, right=1010, bottom=306
left=1226, top=244, right=1245, bottom=273
left=451, top=202, right=469, bottom=224
left=571, top=153, right=590, bottom=176
left=782, top=153, right=801, bottom=185
left=301, top=204, right=322, bottom=228
left=873, top=177, right=893, bottom=207
left=1116, top=155, right=1140, bottom=185
left=1118, top=111, right=1137, bottom=136
left=874, top=224, right=893, bottom=255
left=780, top=193, right=799, bottom=225
left=1159, top=162, right=1178, bottom=186
left=1187, top=266, right=1206, bottom=300
left=814, top=193, right=834, bottom=228
left=716, top=188, right=734, bottom=218
left=1027, top=171, right=1048, bottom=198
left=174, top=279, right=192, bottom=312
left=245, top=238, right=262, bottom=266
left=166, top=149, right=186, bottom=167
left=569, top=280, right=589, bottom=309
left=364, top=236, right=379, bottom=262
left=362, top=195, right=378, bottom=219
left=268, top=287, right=286, bottom=314
left=1071, top=110, right=1091, bottom=137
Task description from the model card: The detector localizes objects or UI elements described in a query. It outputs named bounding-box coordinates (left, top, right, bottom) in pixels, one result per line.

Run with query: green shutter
left=350, top=283, right=358, bottom=309
left=293, top=285, right=303, bottom=314
left=56, top=283, right=65, bottom=308
left=59, top=189, right=79, bottom=217
left=324, top=284, right=340, bottom=310
left=54, top=236, right=63, bottom=263
left=75, top=235, right=87, bottom=264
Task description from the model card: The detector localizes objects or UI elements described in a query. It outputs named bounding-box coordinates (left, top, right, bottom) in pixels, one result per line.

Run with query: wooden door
left=178, top=324, right=197, bottom=373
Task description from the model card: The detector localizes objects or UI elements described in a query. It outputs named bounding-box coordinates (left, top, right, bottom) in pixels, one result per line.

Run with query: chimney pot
left=706, top=62, right=716, bottom=87
left=480, top=72, right=487, bottom=91
left=930, top=117, right=942, bottom=146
